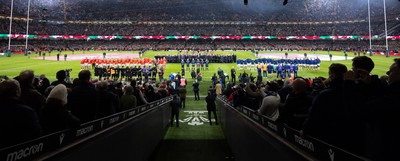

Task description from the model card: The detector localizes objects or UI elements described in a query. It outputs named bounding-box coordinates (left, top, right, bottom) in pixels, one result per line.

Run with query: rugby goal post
left=8, top=45, right=30, bottom=56
left=371, top=45, right=387, bottom=50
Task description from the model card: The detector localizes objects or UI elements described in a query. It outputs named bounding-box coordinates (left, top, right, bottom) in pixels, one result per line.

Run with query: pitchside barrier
left=0, top=97, right=173, bottom=161
left=216, top=95, right=370, bottom=161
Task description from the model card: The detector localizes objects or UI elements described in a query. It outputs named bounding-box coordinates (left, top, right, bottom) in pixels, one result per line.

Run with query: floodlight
left=283, top=0, right=288, bottom=5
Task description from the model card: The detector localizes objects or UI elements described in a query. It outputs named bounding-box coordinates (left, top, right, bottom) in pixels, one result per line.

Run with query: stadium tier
left=1, top=40, right=399, bottom=54
left=0, top=0, right=399, bottom=21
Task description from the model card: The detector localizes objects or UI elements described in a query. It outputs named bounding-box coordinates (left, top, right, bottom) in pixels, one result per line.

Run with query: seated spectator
left=119, top=85, right=137, bottom=112
left=115, top=82, right=124, bottom=98
left=379, top=75, right=389, bottom=88
left=303, top=63, right=360, bottom=154
left=222, top=83, right=233, bottom=97
left=41, top=84, right=81, bottom=134
left=131, top=80, right=148, bottom=106
left=17, top=70, right=46, bottom=118
left=258, top=81, right=281, bottom=120
left=279, top=78, right=313, bottom=130
left=51, top=70, right=70, bottom=87
left=341, top=56, right=383, bottom=155
left=72, top=78, right=80, bottom=88
left=43, top=85, right=55, bottom=98
left=158, top=84, right=169, bottom=98
left=278, top=79, right=293, bottom=103
left=310, top=77, right=326, bottom=96
left=232, top=83, right=248, bottom=107
left=245, top=83, right=264, bottom=110
left=364, top=58, right=400, bottom=160
left=38, top=77, right=50, bottom=96
left=349, top=56, right=383, bottom=100
left=96, top=81, right=118, bottom=118
left=144, top=84, right=159, bottom=103
left=0, top=79, right=42, bottom=148
left=68, top=70, right=99, bottom=123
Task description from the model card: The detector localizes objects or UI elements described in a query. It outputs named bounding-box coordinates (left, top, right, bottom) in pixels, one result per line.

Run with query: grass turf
left=1, top=50, right=394, bottom=80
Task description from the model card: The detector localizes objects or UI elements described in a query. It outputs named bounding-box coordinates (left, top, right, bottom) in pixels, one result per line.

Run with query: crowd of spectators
left=1, top=0, right=398, bottom=22
left=2, top=20, right=400, bottom=36
left=1, top=39, right=399, bottom=55
left=1, top=0, right=399, bottom=37
left=0, top=40, right=157, bottom=53
left=217, top=56, right=400, bottom=160
left=0, top=69, right=183, bottom=148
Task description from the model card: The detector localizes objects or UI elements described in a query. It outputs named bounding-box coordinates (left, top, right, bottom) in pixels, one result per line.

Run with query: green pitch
left=0, top=50, right=393, bottom=86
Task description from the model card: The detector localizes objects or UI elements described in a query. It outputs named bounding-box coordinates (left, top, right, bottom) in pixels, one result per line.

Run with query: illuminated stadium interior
left=0, top=0, right=399, bottom=161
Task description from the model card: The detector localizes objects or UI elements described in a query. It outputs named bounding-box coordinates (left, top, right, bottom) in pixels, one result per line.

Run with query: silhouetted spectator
left=303, top=63, right=356, bottom=153
left=278, top=79, right=293, bottom=103
left=119, top=85, right=137, bottom=112
left=130, top=80, right=148, bottom=106
left=364, top=58, right=400, bottom=160
left=258, top=81, right=281, bottom=120
left=0, top=79, right=42, bottom=148
left=41, top=84, right=80, bottom=134
left=43, top=85, right=55, bottom=98
left=244, top=83, right=264, bottom=110
left=279, top=78, right=313, bottom=130
left=17, top=70, right=46, bottom=117
left=144, top=85, right=158, bottom=102
left=158, top=84, right=169, bottom=98
left=68, top=70, right=99, bottom=123
left=115, top=82, right=124, bottom=98
left=96, top=81, right=117, bottom=118
left=51, top=70, right=69, bottom=87
left=349, top=56, right=383, bottom=100
left=341, top=56, right=383, bottom=155
left=38, top=78, right=50, bottom=96
left=222, top=83, right=233, bottom=98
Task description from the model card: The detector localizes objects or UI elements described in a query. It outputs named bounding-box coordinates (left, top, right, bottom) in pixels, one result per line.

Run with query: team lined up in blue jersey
left=237, top=57, right=321, bottom=66
left=236, top=57, right=321, bottom=79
